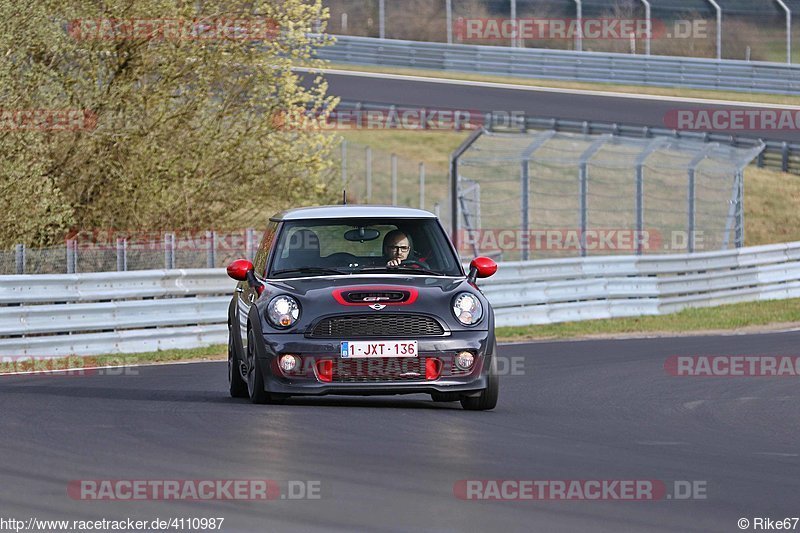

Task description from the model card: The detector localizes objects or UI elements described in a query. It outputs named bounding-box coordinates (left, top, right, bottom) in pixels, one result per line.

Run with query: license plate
left=340, top=341, right=418, bottom=358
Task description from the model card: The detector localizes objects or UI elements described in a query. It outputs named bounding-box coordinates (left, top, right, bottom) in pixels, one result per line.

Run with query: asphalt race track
left=2, top=331, right=799, bottom=532
left=306, top=70, right=800, bottom=144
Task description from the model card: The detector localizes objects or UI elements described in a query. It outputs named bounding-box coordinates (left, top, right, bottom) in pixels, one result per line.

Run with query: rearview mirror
left=344, top=227, right=380, bottom=242
left=227, top=259, right=254, bottom=281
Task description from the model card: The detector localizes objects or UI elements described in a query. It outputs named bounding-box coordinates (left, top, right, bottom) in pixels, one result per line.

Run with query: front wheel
left=228, top=326, right=248, bottom=398
left=461, top=347, right=499, bottom=411
left=246, top=328, right=271, bottom=404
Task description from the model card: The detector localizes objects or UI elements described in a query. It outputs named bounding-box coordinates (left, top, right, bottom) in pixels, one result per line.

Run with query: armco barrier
left=1, top=241, right=799, bottom=356
left=318, top=35, right=800, bottom=96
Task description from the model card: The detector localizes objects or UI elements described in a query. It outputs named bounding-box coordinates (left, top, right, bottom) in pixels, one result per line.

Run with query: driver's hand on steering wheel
left=387, top=258, right=403, bottom=267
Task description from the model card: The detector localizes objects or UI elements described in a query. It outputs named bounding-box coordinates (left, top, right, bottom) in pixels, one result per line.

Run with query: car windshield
left=268, top=218, right=463, bottom=278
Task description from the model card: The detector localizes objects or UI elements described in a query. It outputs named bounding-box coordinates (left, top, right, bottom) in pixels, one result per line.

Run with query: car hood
left=257, top=275, right=489, bottom=332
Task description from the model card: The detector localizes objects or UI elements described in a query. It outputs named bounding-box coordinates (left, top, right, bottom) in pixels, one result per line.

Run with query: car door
left=237, top=222, right=278, bottom=351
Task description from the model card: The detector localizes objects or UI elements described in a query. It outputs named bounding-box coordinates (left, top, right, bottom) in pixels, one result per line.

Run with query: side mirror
left=468, top=256, right=497, bottom=283
left=227, top=259, right=254, bottom=282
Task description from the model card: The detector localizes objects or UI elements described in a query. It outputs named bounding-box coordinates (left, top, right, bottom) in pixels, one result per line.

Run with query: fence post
left=164, top=233, right=175, bottom=269
left=15, top=244, right=25, bottom=275
left=419, top=162, right=425, bottom=209
left=391, top=153, right=398, bottom=206
left=206, top=231, right=217, bottom=268
left=66, top=239, right=77, bottom=274
left=521, top=159, right=530, bottom=261
left=341, top=139, right=348, bottom=186
left=446, top=0, right=453, bottom=44
left=366, top=146, right=373, bottom=203
left=379, top=0, right=385, bottom=39
left=687, top=168, right=696, bottom=253
left=116, top=238, right=127, bottom=271
left=434, top=202, right=440, bottom=218
left=735, top=170, right=745, bottom=247
left=246, top=228, right=256, bottom=260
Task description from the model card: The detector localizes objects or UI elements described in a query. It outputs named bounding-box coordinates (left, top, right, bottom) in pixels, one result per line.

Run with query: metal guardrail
left=2, top=241, right=799, bottom=356
left=318, top=35, right=800, bottom=96
left=335, top=100, right=800, bottom=175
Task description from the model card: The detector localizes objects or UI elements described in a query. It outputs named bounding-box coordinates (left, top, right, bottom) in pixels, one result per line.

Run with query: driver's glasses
left=387, top=245, right=409, bottom=252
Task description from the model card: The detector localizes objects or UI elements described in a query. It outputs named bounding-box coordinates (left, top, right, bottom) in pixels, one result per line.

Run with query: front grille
left=332, top=357, right=426, bottom=382
left=310, top=315, right=445, bottom=338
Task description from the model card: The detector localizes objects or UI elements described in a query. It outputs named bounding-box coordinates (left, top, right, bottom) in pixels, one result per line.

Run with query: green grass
left=497, top=298, right=800, bottom=342
left=0, top=345, right=225, bottom=374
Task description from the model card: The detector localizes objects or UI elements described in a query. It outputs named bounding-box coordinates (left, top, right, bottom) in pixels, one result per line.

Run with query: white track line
left=295, top=67, right=800, bottom=110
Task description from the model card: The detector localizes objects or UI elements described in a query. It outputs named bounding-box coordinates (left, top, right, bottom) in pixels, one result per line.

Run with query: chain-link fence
left=452, top=128, right=764, bottom=261
left=2, top=138, right=445, bottom=275
left=334, top=138, right=451, bottom=232
left=323, top=0, right=797, bottom=62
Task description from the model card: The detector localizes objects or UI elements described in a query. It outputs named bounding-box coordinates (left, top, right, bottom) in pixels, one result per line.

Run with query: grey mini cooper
left=226, top=205, right=499, bottom=410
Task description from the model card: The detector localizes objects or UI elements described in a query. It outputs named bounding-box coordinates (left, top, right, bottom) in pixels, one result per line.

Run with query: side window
left=254, top=222, right=278, bottom=276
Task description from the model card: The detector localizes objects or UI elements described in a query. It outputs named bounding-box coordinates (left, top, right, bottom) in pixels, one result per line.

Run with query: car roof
left=271, top=205, right=438, bottom=221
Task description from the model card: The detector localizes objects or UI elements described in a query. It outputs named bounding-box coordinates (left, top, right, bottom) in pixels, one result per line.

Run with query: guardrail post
left=782, top=141, right=790, bottom=172
left=434, top=202, right=440, bottom=218
left=164, top=233, right=175, bottom=270
left=66, top=239, right=77, bottom=274
left=391, top=154, right=398, bottom=205
left=366, top=146, right=373, bottom=202
left=116, top=238, right=127, bottom=271
left=419, top=162, right=425, bottom=209
left=15, top=244, right=25, bottom=275
left=206, top=231, right=217, bottom=268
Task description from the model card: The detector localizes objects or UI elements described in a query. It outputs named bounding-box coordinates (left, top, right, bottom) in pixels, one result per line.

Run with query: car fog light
left=279, top=354, right=299, bottom=373
left=455, top=351, right=475, bottom=370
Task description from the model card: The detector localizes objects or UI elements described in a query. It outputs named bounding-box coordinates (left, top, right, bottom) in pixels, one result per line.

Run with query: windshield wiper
left=271, top=267, right=348, bottom=277
left=357, top=266, right=447, bottom=276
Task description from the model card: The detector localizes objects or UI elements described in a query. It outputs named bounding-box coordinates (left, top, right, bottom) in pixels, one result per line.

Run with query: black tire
left=228, top=327, right=248, bottom=398
left=246, top=328, right=271, bottom=404
left=460, top=347, right=499, bottom=411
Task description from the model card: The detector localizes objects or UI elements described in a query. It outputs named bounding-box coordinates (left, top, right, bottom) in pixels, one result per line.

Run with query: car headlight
left=452, top=292, right=483, bottom=326
left=267, top=295, right=300, bottom=328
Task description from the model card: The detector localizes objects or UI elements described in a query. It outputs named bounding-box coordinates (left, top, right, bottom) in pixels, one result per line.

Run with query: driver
left=383, top=229, right=413, bottom=267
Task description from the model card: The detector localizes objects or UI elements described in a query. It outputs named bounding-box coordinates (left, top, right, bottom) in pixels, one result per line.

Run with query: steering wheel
left=389, top=259, right=427, bottom=269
